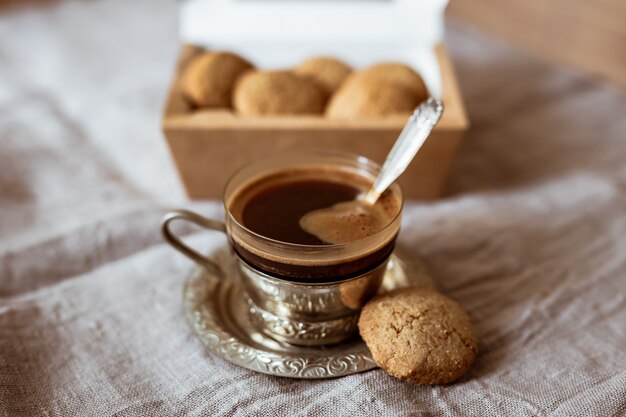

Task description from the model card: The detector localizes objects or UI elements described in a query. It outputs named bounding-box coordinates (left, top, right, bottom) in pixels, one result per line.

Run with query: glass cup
left=162, top=151, right=403, bottom=346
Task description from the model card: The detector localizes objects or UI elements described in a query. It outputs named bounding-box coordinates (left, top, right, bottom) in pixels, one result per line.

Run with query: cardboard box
left=162, top=44, right=468, bottom=200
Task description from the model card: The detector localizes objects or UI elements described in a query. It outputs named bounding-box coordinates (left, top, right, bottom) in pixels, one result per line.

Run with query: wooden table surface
left=448, top=0, right=626, bottom=89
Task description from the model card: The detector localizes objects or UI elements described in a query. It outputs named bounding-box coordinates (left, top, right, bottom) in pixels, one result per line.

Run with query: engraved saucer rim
left=183, top=249, right=433, bottom=379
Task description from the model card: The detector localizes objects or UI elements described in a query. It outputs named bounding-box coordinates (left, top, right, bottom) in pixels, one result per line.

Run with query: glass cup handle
left=161, top=209, right=227, bottom=275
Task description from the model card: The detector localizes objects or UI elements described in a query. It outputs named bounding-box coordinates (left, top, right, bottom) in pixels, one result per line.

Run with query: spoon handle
left=363, top=98, right=444, bottom=205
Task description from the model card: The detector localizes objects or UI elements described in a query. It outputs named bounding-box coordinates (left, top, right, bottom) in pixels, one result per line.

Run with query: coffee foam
left=299, top=194, right=397, bottom=244
left=227, top=165, right=402, bottom=266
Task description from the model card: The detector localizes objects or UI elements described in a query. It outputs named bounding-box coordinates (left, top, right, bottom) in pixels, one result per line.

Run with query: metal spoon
left=362, top=98, right=444, bottom=205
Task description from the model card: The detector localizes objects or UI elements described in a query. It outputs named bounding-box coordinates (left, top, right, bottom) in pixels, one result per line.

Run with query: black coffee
left=241, top=179, right=359, bottom=245
left=227, top=168, right=401, bottom=281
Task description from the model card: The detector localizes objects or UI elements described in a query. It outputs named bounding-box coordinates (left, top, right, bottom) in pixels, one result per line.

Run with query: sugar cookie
left=358, top=287, right=477, bottom=384
left=180, top=51, right=254, bottom=108
left=295, top=57, right=352, bottom=95
left=233, top=70, right=328, bottom=115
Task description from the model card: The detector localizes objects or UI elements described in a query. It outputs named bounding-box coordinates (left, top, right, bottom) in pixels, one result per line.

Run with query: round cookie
left=233, top=70, right=328, bottom=115
left=326, top=77, right=421, bottom=118
left=356, top=63, right=429, bottom=101
left=358, top=286, right=477, bottom=384
left=294, top=57, right=352, bottom=94
left=180, top=51, right=254, bottom=108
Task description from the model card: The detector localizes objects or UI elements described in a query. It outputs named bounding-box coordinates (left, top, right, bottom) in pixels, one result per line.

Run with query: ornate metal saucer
left=183, top=247, right=434, bottom=379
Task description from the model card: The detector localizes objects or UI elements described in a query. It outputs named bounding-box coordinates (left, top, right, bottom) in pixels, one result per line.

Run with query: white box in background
left=180, top=0, right=448, bottom=98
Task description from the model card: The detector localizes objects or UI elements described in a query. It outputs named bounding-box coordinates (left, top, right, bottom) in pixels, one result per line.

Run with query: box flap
left=180, top=0, right=448, bottom=98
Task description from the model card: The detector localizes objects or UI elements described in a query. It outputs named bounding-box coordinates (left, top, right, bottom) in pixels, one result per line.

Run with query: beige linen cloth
left=1, top=1, right=626, bottom=416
